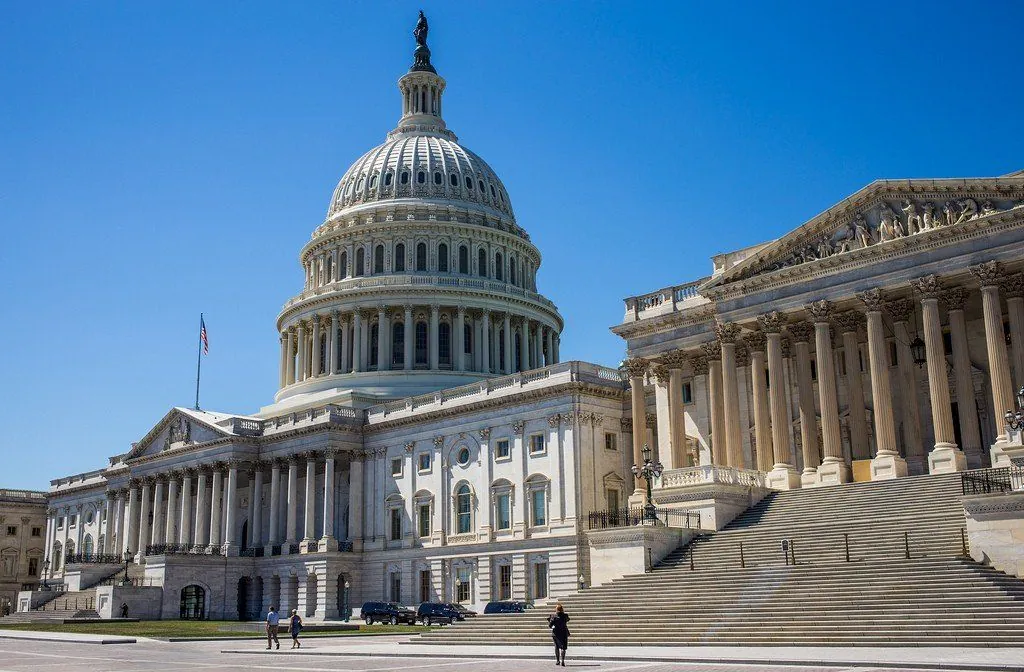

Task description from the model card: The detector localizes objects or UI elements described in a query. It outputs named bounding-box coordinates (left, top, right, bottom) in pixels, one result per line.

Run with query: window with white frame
left=418, top=453, right=431, bottom=472
left=605, top=432, right=617, bottom=451
left=455, top=566, right=472, bottom=603
left=390, top=508, right=402, bottom=541
left=418, top=503, right=431, bottom=537
left=495, top=438, right=510, bottom=460
left=57, top=516, right=64, bottom=529
left=529, top=434, right=545, bottom=455
left=454, top=483, right=473, bottom=534
left=391, top=457, right=403, bottom=477
left=525, top=475, right=549, bottom=527
left=497, top=563, right=512, bottom=600
left=491, top=479, right=513, bottom=531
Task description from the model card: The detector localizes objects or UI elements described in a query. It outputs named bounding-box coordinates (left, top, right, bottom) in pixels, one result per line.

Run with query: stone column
left=808, top=300, right=850, bottom=485
left=745, top=330, right=774, bottom=473
left=286, top=457, right=299, bottom=550
left=787, top=322, right=820, bottom=484
left=701, top=342, right=727, bottom=467
left=151, top=478, right=165, bottom=546
left=126, top=482, right=140, bottom=556
left=285, top=329, right=295, bottom=385
left=378, top=305, right=390, bottom=371
left=301, top=454, right=318, bottom=551
left=533, top=322, right=543, bottom=369
left=193, top=468, right=209, bottom=548
left=179, top=470, right=193, bottom=546
left=481, top=310, right=491, bottom=373
left=209, top=467, right=224, bottom=550
left=429, top=304, right=440, bottom=370
left=404, top=305, right=414, bottom=371
left=112, top=492, right=125, bottom=555
left=1004, top=274, right=1024, bottom=391
left=296, top=321, right=307, bottom=382
left=136, top=478, right=151, bottom=558
left=267, top=460, right=282, bottom=551
left=455, top=306, right=466, bottom=372
left=545, top=327, right=554, bottom=367
left=321, top=451, right=338, bottom=551
left=911, top=275, right=965, bottom=473
left=886, top=300, right=926, bottom=474
left=279, top=334, right=287, bottom=388
left=348, top=454, right=364, bottom=548
left=758, top=313, right=799, bottom=489
left=102, top=493, right=116, bottom=554
left=311, top=314, right=322, bottom=377
left=518, top=318, right=528, bottom=372
left=223, top=462, right=239, bottom=555
left=329, top=311, right=339, bottom=375
left=944, top=287, right=984, bottom=467
left=351, top=310, right=363, bottom=373
left=164, top=474, right=179, bottom=546
left=652, top=365, right=675, bottom=469
left=859, top=289, right=907, bottom=480
left=553, top=334, right=560, bottom=364
left=624, top=358, right=649, bottom=492
left=252, top=465, right=264, bottom=548
left=503, top=313, right=513, bottom=374
left=664, top=351, right=689, bottom=469
left=835, top=312, right=870, bottom=461
left=973, top=262, right=1018, bottom=455
left=716, top=323, right=745, bottom=469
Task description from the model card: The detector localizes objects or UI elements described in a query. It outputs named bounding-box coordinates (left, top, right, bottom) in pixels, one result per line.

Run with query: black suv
left=360, top=601, right=417, bottom=625
left=416, top=602, right=462, bottom=626
left=447, top=602, right=477, bottom=618
left=483, top=600, right=528, bottom=614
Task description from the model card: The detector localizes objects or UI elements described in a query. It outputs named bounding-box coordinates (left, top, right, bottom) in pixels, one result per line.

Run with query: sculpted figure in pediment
left=877, top=204, right=900, bottom=241
left=816, top=237, right=834, bottom=259
left=168, top=416, right=190, bottom=445
left=943, top=201, right=957, bottom=227
left=981, top=200, right=997, bottom=217
left=955, top=198, right=978, bottom=225
left=854, top=213, right=873, bottom=248
left=902, top=200, right=921, bottom=235
left=922, top=202, right=937, bottom=231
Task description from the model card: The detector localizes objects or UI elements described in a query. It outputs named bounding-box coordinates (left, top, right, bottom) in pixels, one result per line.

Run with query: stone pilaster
left=624, top=357, right=649, bottom=492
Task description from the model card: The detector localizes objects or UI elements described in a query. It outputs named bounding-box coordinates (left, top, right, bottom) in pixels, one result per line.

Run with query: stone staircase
left=0, top=591, right=100, bottom=622
left=417, top=473, right=1024, bottom=646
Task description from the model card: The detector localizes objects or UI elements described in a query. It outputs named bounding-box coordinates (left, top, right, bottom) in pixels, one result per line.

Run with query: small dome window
left=433, top=172, right=442, bottom=185
left=450, top=173, right=459, bottom=186
left=478, top=179, right=485, bottom=192
left=417, top=171, right=426, bottom=184
left=369, top=174, right=378, bottom=189
left=489, top=184, right=496, bottom=198
left=498, top=191, right=505, bottom=204
left=356, top=177, right=365, bottom=190
left=400, top=171, right=410, bottom=185
left=465, top=176, right=473, bottom=189
left=384, top=172, right=394, bottom=186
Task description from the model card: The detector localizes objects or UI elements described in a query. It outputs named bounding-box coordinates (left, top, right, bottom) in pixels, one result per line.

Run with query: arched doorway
left=336, top=574, right=350, bottom=621
left=305, top=574, right=318, bottom=617
left=237, top=577, right=250, bottom=621
left=179, top=585, right=206, bottom=620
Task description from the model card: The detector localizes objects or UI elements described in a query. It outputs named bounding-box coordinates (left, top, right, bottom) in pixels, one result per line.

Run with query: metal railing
left=95, top=575, right=161, bottom=588
left=586, top=507, right=701, bottom=531
left=961, top=466, right=1024, bottom=495
left=288, top=543, right=301, bottom=555
left=34, top=596, right=94, bottom=612
left=64, top=553, right=124, bottom=565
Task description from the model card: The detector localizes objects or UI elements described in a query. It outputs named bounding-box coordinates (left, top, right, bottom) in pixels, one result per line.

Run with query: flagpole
left=195, top=312, right=203, bottom=411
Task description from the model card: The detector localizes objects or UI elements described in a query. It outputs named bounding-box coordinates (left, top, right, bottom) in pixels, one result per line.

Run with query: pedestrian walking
left=547, top=603, right=570, bottom=666
left=265, top=606, right=280, bottom=650
left=289, top=608, right=303, bottom=648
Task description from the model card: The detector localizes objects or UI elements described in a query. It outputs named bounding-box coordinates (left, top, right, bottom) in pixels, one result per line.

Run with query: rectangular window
left=498, top=564, right=512, bottom=600
left=456, top=567, right=471, bottom=602
left=419, top=570, right=431, bottom=603
left=604, top=433, right=617, bottom=451
left=889, top=341, right=899, bottom=367
left=57, top=517, right=64, bottom=529
left=31, top=527, right=41, bottom=537
left=69, top=515, right=77, bottom=527
left=496, top=438, right=510, bottom=460
left=390, top=572, right=402, bottom=603
left=942, top=330, right=953, bottom=355
left=28, top=557, right=39, bottom=576
left=531, top=489, right=547, bottom=527
left=529, top=434, right=545, bottom=455
left=418, top=453, right=431, bottom=472
left=418, top=504, right=431, bottom=538
left=682, top=382, right=693, bottom=404
left=390, top=508, right=402, bottom=541
left=810, top=358, right=817, bottom=381
left=6, top=526, right=16, bottom=536
left=496, top=493, right=511, bottom=530
left=391, top=457, right=403, bottom=477
left=534, top=562, right=548, bottom=600
left=606, top=489, right=619, bottom=512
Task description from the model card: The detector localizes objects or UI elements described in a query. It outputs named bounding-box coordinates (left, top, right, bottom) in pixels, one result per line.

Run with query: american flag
left=200, top=317, right=209, bottom=355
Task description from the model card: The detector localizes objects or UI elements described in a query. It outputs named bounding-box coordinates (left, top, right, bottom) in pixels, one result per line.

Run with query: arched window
left=464, top=323, right=472, bottom=355
left=465, top=175, right=473, bottom=189
left=356, top=177, right=364, bottom=191
left=400, top=171, right=410, bottom=185
left=438, top=243, right=449, bottom=272
left=455, top=484, right=472, bottom=534
left=415, top=322, right=428, bottom=365
left=458, top=245, right=469, bottom=274
left=369, top=174, right=378, bottom=189
left=495, top=252, right=504, bottom=281
left=433, top=172, right=442, bottom=185
left=498, top=328, right=505, bottom=370
left=394, top=243, right=406, bottom=272
left=450, top=173, right=459, bottom=186
left=478, top=249, right=487, bottom=277
left=355, top=248, right=365, bottom=277
left=490, top=184, right=496, bottom=199
left=392, top=322, right=405, bottom=367
left=439, top=322, right=451, bottom=366
left=369, top=324, right=379, bottom=368
left=326, top=256, right=334, bottom=282
left=478, top=179, right=485, bottom=192
left=417, top=171, right=426, bottom=184
left=510, top=257, right=517, bottom=285
left=374, top=245, right=384, bottom=274
left=180, top=585, right=206, bottom=620
left=339, top=250, right=348, bottom=279
left=83, top=534, right=94, bottom=557
left=416, top=243, right=427, bottom=272
left=384, top=172, right=393, bottom=187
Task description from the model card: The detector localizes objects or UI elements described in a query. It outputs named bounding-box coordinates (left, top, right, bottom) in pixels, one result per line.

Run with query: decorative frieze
left=477, top=427, right=491, bottom=440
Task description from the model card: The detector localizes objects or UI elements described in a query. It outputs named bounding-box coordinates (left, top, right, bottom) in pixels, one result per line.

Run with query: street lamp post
left=1005, top=385, right=1024, bottom=432
left=454, top=578, right=462, bottom=604
left=121, top=550, right=131, bottom=586
left=631, top=443, right=663, bottom=524
left=41, top=558, right=49, bottom=591
left=343, top=579, right=351, bottom=622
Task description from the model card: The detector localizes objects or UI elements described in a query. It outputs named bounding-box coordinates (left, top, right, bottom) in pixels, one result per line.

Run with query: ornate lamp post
left=454, top=578, right=462, bottom=604
left=343, top=579, right=351, bottom=622
left=1004, top=385, right=1024, bottom=432
left=631, top=443, right=663, bottom=524
left=41, top=558, right=49, bottom=590
left=121, top=550, right=132, bottom=586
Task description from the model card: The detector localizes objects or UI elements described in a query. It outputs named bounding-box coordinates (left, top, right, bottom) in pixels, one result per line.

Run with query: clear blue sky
left=2, top=1, right=1022, bottom=489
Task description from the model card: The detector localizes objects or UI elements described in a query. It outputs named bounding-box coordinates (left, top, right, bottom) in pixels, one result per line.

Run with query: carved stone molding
left=622, top=357, right=649, bottom=379
left=735, top=345, right=751, bottom=368
left=885, top=298, right=915, bottom=322
left=757, top=311, right=785, bottom=334
left=714, top=321, right=741, bottom=343
left=661, top=351, right=688, bottom=370
left=547, top=414, right=562, bottom=427
left=511, top=420, right=524, bottom=434
left=941, top=287, right=969, bottom=312
left=832, top=311, right=864, bottom=333
left=970, top=260, right=1004, bottom=288
left=691, top=355, right=709, bottom=375
left=910, top=274, right=943, bottom=299
left=432, top=436, right=444, bottom=448
left=787, top=321, right=814, bottom=344
left=1002, top=273, right=1024, bottom=299
left=404, top=441, right=415, bottom=453
left=700, top=341, right=721, bottom=361
left=744, top=330, right=767, bottom=352
left=477, top=427, right=491, bottom=440
left=857, top=288, right=887, bottom=312
left=806, top=299, right=835, bottom=323
left=620, top=417, right=633, bottom=432
left=651, top=364, right=670, bottom=385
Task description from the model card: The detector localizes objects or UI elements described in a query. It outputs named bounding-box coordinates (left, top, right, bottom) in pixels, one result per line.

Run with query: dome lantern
left=394, top=12, right=449, bottom=139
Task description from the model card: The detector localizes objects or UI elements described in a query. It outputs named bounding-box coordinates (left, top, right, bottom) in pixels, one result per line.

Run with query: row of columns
left=625, top=262, right=1024, bottom=489
left=279, top=306, right=560, bottom=387
left=95, top=452, right=359, bottom=559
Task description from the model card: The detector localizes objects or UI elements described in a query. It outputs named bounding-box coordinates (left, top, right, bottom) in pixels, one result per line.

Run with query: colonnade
left=279, top=306, right=560, bottom=387
left=626, top=262, right=1024, bottom=488
left=87, top=451, right=359, bottom=559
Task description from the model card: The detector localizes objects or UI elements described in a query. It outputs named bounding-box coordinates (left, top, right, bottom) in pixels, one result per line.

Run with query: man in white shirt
left=266, top=606, right=280, bottom=650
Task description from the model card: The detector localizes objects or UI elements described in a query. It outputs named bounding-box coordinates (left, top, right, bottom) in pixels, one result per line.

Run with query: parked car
left=483, top=600, right=529, bottom=614
left=360, top=601, right=417, bottom=625
left=447, top=602, right=477, bottom=618
left=417, top=601, right=462, bottom=626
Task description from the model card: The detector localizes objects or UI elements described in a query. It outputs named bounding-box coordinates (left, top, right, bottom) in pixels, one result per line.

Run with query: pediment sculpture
left=163, top=415, right=192, bottom=450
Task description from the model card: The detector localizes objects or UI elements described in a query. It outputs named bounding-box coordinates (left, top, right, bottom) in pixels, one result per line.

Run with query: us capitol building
left=36, top=17, right=1024, bottom=621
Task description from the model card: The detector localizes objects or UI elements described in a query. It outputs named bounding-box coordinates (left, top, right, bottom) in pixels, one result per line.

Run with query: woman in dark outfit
left=548, top=603, right=570, bottom=666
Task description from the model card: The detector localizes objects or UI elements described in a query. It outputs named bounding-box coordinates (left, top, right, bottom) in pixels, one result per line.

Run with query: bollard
left=904, top=531, right=910, bottom=559
left=844, top=533, right=850, bottom=562
left=740, top=542, right=745, bottom=568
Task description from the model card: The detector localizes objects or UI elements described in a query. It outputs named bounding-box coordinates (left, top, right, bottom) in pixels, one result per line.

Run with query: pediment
left=124, top=407, right=230, bottom=461
left=703, top=176, right=1024, bottom=290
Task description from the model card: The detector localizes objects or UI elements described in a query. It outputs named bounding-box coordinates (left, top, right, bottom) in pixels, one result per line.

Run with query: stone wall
left=96, top=585, right=162, bottom=619
left=963, top=491, right=1024, bottom=578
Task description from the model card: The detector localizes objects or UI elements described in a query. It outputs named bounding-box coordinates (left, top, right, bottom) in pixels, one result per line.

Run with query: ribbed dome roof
left=327, top=134, right=515, bottom=221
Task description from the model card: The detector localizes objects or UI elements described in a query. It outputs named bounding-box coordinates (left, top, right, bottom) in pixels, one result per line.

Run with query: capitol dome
left=268, top=17, right=563, bottom=410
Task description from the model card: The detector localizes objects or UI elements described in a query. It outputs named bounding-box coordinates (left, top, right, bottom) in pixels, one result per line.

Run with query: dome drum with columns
left=273, top=25, right=563, bottom=407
